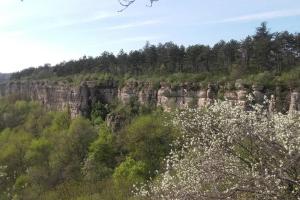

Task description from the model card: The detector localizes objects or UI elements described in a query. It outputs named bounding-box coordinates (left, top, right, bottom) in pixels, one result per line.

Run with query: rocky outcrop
left=1, top=80, right=300, bottom=118
left=118, top=82, right=157, bottom=105
left=156, top=83, right=200, bottom=111
left=0, top=73, right=10, bottom=83
left=252, top=84, right=265, bottom=104
left=106, top=112, right=127, bottom=132
left=0, top=80, right=118, bottom=118
left=289, top=88, right=300, bottom=114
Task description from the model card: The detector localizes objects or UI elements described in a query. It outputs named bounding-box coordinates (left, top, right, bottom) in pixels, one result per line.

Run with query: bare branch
left=146, top=0, right=159, bottom=7
left=118, top=0, right=159, bottom=12
left=118, top=0, right=136, bottom=12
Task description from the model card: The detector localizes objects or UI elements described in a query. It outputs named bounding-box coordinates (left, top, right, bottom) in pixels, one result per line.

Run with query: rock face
left=0, top=73, right=10, bottom=83
left=0, top=80, right=299, bottom=117
left=289, top=89, right=300, bottom=114
left=0, top=80, right=118, bottom=118
left=118, top=82, right=157, bottom=105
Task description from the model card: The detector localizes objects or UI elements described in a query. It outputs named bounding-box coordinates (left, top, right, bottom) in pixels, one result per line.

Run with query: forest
left=0, top=95, right=299, bottom=199
left=0, top=97, right=178, bottom=199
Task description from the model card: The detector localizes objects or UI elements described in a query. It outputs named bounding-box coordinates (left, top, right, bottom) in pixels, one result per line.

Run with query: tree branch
left=118, top=0, right=159, bottom=12
left=146, top=0, right=159, bottom=7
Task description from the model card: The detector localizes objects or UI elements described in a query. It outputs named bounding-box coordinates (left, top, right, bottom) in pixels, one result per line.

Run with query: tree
left=48, top=117, right=97, bottom=182
left=143, top=41, right=158, bottom=73
left=117, top=49, right=129, bottom=74
left=113, top=157, right=148, bottom=199
left=253, top=22, right=274, bottom=71
left=113, top=157, right=148, bottom=186
left=272, top=31, right=297, bottom=72
left=241, top=35, right=254, bottom=69
left=0, top=130, right=33, bottom=198
left=9, top=23, right=300, bottom=85
left=211, top=40, right=227, bottom=71
left=122, top=113, right=177, bottom=176
left=136, top=101, right=300, bottom=199
left=128, top=50, right=145, bottom=75
left=185, top=45, right=210, bottom=72
left=83, top=124, right=117, bottom=181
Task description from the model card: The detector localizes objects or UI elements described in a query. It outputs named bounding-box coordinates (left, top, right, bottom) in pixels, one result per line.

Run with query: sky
left=0, top=0, right=300, bottom=73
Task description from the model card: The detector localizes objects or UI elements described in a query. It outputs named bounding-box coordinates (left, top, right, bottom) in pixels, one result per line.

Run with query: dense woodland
left=0, top=98, right=178, bottom=199
left=0, top=96, right=299, bottom=200
left=10, top=23, right=300, bottom=86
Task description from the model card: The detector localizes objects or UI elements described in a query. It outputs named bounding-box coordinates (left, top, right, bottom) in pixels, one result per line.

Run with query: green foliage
left=245, top=71, right=275, bottom=86
left=4, top=25, right=300, bottom=197
left=53, top=117, right=98, bottom=181
left=0, top=130, right=33, bottom=199
left=67, top=117, right=97, bottom=160
left=89, top=125, right=115, bottom=166
left=10, top=23, right=300, bottom=89
left=276, top=66, right=300, bottom=86
left=113, top=156, right=148, bottom=186
left=25, top=138, right=52, bottom=165
left=113, top=157, right=148, bottom=198
left=83, top=124, right=117, bottom=181
left=49, top=111, right=71, bottom=131
left=122, top=112, right=177, bottom=176
left=0, top=101, right=100, bottom=199
left=0, top=99, right=178, bottom=199
left=90, top=101, right=110, bottom=125
left=0, top=100, right=40, bottom=131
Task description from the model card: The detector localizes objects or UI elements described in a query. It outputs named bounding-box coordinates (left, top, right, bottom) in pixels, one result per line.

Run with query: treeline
left=11, top=22, right=300, bottom=80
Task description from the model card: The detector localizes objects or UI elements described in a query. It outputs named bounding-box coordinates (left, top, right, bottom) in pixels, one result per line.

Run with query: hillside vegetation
left=0, top=98, right=299, bottom=199
left=0, top=98, right=178, bottom=199
left=0, top=23, right=299, bottom=200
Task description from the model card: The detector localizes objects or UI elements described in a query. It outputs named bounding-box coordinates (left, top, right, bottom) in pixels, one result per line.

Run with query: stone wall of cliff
left=0, top=73, right=10, bottom=83
left=0, top=80, right=299, bottom=117
left=0, top=80, right=118, bottom=118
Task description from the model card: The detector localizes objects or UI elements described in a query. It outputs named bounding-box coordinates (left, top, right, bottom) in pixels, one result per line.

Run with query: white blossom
left=135, top=101, right=300, bottom=200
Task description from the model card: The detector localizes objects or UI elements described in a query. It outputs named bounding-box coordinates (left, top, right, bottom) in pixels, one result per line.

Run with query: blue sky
left=0, top=0, right=300, bottom=73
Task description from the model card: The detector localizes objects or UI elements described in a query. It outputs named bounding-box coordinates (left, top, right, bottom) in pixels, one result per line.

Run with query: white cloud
left=207, top=9, right=300, bottom=24
left=104, top=20, right=162, bottom=31
left=44, top=12, right=118, bottom=30
left=1, top=11, right=118, bottom=35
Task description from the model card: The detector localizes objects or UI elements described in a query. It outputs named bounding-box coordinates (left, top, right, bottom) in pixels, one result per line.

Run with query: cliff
left=0, top=80, right=118, bottom=118
left=0, top=73, right=10, bottom=83
left=0, top=80, right=299, bottom=117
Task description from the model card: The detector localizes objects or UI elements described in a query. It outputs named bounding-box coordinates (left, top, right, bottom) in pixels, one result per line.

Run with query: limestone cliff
left=0, top=80, right=118, bottom=118
left=0, top=80, right=299, bottom=117
left=0, top=73, right=10, bottom=83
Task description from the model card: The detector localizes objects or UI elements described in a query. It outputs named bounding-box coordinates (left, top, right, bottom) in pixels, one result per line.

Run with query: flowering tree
left=136, top=101, right=300, bottom=199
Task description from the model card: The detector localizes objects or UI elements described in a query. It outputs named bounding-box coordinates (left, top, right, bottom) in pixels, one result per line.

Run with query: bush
left=83, top=124, right=117, bottom=181
left=122, top=113, right=177, bottom=176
